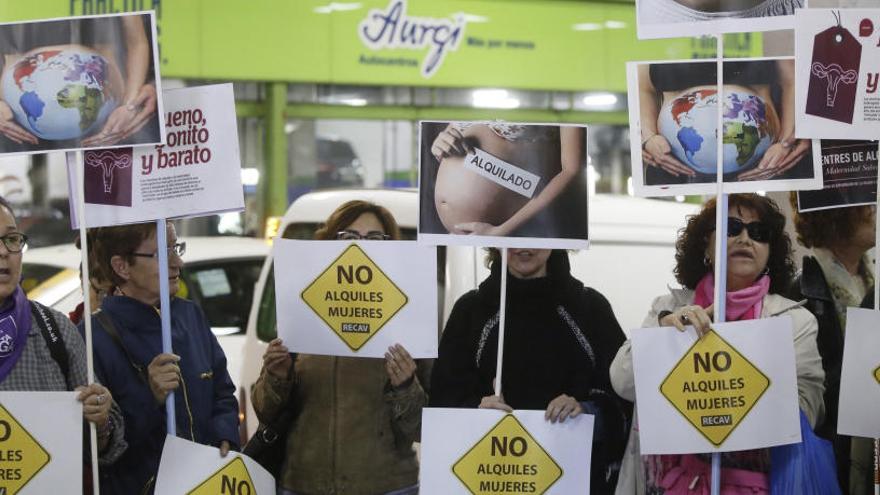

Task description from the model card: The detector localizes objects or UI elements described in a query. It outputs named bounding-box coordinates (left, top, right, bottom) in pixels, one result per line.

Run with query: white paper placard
left=419, top=408, right=593, bottom=495
left=635, top=0, right=801, bottom=40
left=795, top=9, right=880, bottom=140
left=155, top=435, right=275, bottom=494
left=631, top=317, right=801, bottom=454
left=68, top=83, right=244, bottom=228
left=0, top=392, right=81, bottom=494
left=273, top=239, right=438, bottom=358
left=837, top=307, right=880, bottom=438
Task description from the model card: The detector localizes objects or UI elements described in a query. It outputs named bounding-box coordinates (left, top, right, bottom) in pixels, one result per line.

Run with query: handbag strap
left=96, top=310, right=148, bottom=385
left=30, top=301, right=72, bottom=390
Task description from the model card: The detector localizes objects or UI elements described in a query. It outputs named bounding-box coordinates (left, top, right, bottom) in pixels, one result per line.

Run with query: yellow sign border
left=873, top=364, right=880, bottom=385
left=659, top=329, right=772, bottom=447
left=299, top=243, right=409, bottom=352
left=451, top=414, right=564, bottom=495
left=185, top=456, right=251, bottom=495
left=0, top=403, right=52, bottom=495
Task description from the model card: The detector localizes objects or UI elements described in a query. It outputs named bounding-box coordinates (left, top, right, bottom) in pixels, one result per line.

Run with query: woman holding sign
left=0, top=196, right=126, bottom=467
left=610, top=193, right=825, bottom=493
left=252, top=200, right=429, bottom=495
left=430, top=248, right=632, bottom=492
left=87, top=222, right=239, bottom=495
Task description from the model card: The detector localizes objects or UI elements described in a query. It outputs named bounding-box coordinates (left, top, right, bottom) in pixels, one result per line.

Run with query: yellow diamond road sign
left=301, top=243, right=408, bottom=351
left=453, top=415, right=562, bottom=495
left=187, top=457, right=254, bottom=495
left=659, top=330, right=770, bottom=447
left=0, top=404, right=51, bottom=495
left=874, top=364, right=880, bottom=385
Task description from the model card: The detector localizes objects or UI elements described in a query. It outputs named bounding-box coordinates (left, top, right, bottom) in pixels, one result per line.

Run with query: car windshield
left=180, top=258, right=264, bottom=335
left=21, top=262, right=69, bottom=293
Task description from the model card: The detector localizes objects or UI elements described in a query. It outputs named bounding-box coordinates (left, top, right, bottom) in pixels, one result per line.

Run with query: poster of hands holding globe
left=0, top=12, right=163, bottom=155
left=627, top=57, right=822, bottom=197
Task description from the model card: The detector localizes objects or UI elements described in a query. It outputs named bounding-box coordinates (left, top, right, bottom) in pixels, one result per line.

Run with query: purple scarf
left=0, top=287, right=31, bottom=383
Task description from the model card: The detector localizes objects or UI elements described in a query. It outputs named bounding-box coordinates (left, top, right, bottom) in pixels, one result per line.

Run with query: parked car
left=237, top=188, right=698, bottom=438
left=22, top=236, right=270, bottom=445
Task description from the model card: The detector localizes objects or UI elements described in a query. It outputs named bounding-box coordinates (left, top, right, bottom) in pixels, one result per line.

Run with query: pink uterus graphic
left=84, top=148, right=134, bottom=207
left=811, top=62, right=859, bottom=107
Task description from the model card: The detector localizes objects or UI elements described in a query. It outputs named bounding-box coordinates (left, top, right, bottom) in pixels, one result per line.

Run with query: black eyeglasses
left=131, top=242, right=186, bottom=259
left=727, top=218, right=771, bottom=243
left=0, top=232, right=27, bottom=253
left=336, top=230, right=390, bottom=241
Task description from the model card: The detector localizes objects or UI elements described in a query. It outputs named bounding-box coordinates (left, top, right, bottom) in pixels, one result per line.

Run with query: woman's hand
left=737, top=138, right=810, bottom=181
left=642, top=134, right=695, bottom=177
left=0, top=101, right=38, bottom=145
left=479, top=394, right=513, bottom=412
left=660, top=304, right=714, bottom=338
left=148, top=353, right=181, bottom=405
left=385, top=344, right=417, bottom=388
left=545, top=394, right=582, bottom=424
left=82, top=84, right=158, bottom=147
left=76, top=383, right=112, bottom=428
left=262, top=338, right=293, bottom=379
left=219, top=440, right=231, bottom=458
left=431, top=126, right=470, bottom=162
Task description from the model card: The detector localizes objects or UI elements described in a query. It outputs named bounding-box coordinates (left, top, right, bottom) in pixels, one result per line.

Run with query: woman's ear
left=110, top=255, right=130, bottom=282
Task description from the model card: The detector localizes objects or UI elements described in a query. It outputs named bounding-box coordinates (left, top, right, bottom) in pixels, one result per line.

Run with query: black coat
left=789, top=255, right=874, bottom=493
left=430, top=250, right=632, bottom=492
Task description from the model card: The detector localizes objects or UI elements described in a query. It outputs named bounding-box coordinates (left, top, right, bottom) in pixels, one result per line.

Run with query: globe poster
left=0, top=12, right=164, bottom=155
left=626, top=57, right=822, bottom=197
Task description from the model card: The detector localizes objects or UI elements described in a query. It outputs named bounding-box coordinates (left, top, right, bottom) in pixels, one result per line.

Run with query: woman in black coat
left=430, top=248, right=632, bottom=492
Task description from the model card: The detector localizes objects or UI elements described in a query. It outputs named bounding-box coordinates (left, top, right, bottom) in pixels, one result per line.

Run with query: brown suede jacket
left=252, top=354, right=430, bottom=494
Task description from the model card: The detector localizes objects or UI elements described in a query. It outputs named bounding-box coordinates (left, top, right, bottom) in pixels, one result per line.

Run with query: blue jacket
left=81, top=296, right=239, bottom=495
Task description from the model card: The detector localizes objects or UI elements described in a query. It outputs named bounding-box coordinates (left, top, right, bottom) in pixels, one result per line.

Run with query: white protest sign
left=420, top=408, right=593, bottom=495
left=838, top=308, right=880, bottom=438
left=67, top=83, right=244, bottom=228
left=0, top=392, right=81, bottom=494
left=274, top=239, right=438, bottom=358
left=464, top=148, right=541, bottom=199
left=155, top=435, right=275, bottom=495
left=631, top=316, right=800, bottom=454
left=795, top=9, right=880, bottom=140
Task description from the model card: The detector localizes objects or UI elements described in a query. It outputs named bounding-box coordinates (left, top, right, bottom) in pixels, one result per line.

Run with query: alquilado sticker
left=187, top=457, right=254, bottom=495
left=0, top=404, right=50, bottom=495
left=659, top=330, right=770, bottom=447
left=301, top=244, right=408, bottom=351
left=452, top=415, right=562, bottom=494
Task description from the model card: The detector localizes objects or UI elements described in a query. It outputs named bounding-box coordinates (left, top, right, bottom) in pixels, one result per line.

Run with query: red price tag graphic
left=806, top=18, right=862, bottom=125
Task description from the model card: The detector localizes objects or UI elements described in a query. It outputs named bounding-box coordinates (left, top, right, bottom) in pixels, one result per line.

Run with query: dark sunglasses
left=727, top=217, right=771, bottom=243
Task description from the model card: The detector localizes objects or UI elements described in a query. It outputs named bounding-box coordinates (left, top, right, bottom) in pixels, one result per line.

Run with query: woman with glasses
left=252, top=200, right=428, bottom=495
left=0, top=196, right=126, bottom=473
left=85, top=222, right=239, bottom=494
left=609, top=194, right=825, bottom=494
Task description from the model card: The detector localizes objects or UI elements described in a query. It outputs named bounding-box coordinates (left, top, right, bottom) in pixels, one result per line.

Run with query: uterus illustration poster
left=796, top=9, right=880, bottom=140
left=68, top=84, right=244, bottom=228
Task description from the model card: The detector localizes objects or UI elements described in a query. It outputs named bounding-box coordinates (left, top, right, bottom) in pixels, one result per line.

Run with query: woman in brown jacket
left=252, top=200, right=429, bottom=495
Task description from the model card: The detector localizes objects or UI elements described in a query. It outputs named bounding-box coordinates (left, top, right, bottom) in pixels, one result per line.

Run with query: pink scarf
left=693, top=273, right=770, bottom=322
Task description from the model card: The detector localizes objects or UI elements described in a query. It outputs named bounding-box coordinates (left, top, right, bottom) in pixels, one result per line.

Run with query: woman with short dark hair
left=788, top=195, right=875, bottom=494
left=87, top=221, right=239, bottom=495
left=610, top=193, right=825, bottom=494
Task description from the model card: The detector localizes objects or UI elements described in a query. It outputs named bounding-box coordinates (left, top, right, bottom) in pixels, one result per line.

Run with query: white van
left=237, top=188, right=698, bottom=437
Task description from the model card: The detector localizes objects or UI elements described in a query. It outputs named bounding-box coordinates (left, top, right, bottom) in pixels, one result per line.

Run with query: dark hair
left=93, top=223, right=157, bottom=287
left=789, top=192, right=874, bottom=249
left=314, top=200, right=401, bottom=241
left=675, top=194, right=794, bottom=294
left=75, top=229, right=110, bottom=289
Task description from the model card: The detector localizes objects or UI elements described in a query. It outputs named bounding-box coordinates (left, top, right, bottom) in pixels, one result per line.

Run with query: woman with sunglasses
left=252, top=200, right=429, bottom=495
left=610, top=193, right=825, bottom=494
left=86, top=222, right=239, bottom=494
left=0, top=196, right=126, bottom=477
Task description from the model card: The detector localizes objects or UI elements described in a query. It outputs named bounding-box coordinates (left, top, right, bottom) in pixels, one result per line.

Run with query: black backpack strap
left=95, top=310, right=148, bottom=385
left=30, top=301, right=72, bottom=390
